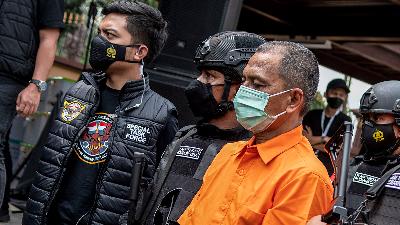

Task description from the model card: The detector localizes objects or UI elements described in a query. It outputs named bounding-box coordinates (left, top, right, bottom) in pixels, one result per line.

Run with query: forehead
left=368, top=113, right=394, bottom=119
left=200, top=69, right=224, bottom=77
left=99, top=13, right=128, bottom=31
left=366, top=113, right=395, bottom=120
left=244, top=52, right=281, bottom=78
left=327, top=87, right=347, bottom=95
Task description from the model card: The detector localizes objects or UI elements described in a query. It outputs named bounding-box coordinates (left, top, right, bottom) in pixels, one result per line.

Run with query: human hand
left=307, top=215, right=327, bottom=225
left=303, top=126, right=313, bottom=138
left=16, top=83, right=41, bottom=117
left=322, top=136, right=330, bottom=144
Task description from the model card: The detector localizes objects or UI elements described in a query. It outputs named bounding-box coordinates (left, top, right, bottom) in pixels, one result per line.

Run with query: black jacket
left=0, top=0, right=38, bottom=83
left=23, top=72, right=178, bottom=225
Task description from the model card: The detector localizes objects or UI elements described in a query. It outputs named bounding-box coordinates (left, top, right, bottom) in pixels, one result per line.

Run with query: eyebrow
left=247, top=69, right=270, bottom=84
left=98, top=27, right=119, bottom=35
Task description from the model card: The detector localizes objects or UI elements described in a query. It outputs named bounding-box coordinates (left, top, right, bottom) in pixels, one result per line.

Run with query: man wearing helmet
left=179, top=41, right=333, bottom=225
left=137, top=31, right=266, bottom=225
left=308, top=80, right=400, bottom=225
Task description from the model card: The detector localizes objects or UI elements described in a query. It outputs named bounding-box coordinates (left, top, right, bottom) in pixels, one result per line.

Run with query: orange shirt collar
left=233, top=125, right=304, bottom=165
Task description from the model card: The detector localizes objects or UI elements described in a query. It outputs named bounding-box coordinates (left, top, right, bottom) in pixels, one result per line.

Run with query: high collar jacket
left=23, top=72, right=178, bottom=225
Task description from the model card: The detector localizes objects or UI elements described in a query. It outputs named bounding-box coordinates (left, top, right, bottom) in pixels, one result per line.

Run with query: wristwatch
left=29, top=79, right=48, bottom=93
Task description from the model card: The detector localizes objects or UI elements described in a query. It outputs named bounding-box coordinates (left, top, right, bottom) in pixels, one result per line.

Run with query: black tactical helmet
left=359, top=80, right=400, bottom=126
left=194, top=31, right=266, bottom=82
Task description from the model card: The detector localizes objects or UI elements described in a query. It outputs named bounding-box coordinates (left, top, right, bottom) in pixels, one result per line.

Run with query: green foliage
left=65, top=0, right=159, bottom=11
left=64, top=0, right=86, bottom=13
left=58, top=0, right=160, bottom=64
left=310, top=91, right=326, bottom=110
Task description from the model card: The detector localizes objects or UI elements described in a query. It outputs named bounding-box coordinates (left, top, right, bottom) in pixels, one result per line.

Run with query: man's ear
left=126, top=45, right=149, bottom=62
left=393, top=124, right=400, bottom=139
left=286, top=88, right=304, bottom=113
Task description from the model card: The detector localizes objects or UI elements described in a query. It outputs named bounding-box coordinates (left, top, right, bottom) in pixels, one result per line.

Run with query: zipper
left=75, top=209, right=90, bottom=225
left=74, top=159, right=105, bottom=225
left=41, top=123, right=88, bottom=225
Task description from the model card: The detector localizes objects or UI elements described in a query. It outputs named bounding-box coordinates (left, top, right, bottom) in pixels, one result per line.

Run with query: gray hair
left=256, top=41, right=320, bottom=115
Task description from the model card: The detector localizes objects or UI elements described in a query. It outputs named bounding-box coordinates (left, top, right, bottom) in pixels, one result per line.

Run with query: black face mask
left=89, top=35, right=142, bottom=72
left=362, top=120, right=400, bottom=158
left=184, top=80, right=228, bottom=120
left=327, top=97, right=344, bottom=109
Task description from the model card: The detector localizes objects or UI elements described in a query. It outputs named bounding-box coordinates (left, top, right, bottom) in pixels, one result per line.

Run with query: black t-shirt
left=303, top=109, right=352, bottom=137
left=303, top=109, right=351, bottom=176
left=50, top=84, right=119, bottom=225
left=37, top=0, right=65, bottom=29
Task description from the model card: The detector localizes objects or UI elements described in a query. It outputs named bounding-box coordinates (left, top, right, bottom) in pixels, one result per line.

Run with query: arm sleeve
left=263, top=172, right=333, bottom=225
left=37, top=0, right=65, bottom=29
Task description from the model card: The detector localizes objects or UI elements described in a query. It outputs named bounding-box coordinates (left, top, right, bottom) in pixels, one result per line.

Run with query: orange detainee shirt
left=178, top=125, right=334, bottom=225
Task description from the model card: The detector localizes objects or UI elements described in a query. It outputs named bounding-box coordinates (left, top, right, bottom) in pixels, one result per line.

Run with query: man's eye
left=105, top=32, right=115, bottom=38
left=205, top=73, right=214, bottom=81
left=253, top=83, right=264, bottom=88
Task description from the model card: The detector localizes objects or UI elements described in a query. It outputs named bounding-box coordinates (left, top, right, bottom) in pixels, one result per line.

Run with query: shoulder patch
left=385, top=172, right=400, bottom=190
left=176, top=146, right=203, bottom=160
left=124, top=123, right=151, bottom=145
left=352, top=171, right=379, bottom=187
left=61, top=100, right=86, bottom=123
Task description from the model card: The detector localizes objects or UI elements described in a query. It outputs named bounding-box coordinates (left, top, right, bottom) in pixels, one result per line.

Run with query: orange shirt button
left=237, top=169, right=246, bottom=176
left=188, top=208, right=194, bottom=217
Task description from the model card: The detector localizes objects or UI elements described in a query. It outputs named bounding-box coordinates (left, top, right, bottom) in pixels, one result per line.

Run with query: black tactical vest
left=140, top=123, right=250, bottom=225
left=346, top=162, right=386, bottom=214
left=368, top=170, right=400, bottom=225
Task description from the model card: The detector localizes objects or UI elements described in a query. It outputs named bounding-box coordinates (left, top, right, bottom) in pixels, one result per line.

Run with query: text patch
left=353, top=172, right=379, bottom=187
left=176, top=146, right=203, bottom=160
left=124, top=123, right=151, bottom=145
left=385, top=173, right=400, bottom=190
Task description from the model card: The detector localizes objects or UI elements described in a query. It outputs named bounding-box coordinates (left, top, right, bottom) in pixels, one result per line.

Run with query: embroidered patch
left=75, top=113, right=114, bottom=164
left=373, top=129, right=385, bottom=142
left=385, top=173, right=400, bottom=190
left=124, top=123, right=151, bottom=145
left=176, top=146, right=203, bottom=160
left=352, top=172, right=379, bottom=187
left=107, top=46, right=116, bottom=58
left=61, top=100, right=86, bottom=122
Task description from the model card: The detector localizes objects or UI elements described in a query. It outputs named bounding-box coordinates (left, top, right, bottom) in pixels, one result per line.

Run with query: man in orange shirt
left=178, top=41, right=334, bottom=225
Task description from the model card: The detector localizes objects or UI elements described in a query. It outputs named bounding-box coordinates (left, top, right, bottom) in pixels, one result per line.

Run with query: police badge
left=61, top=100, right=86, bottom=123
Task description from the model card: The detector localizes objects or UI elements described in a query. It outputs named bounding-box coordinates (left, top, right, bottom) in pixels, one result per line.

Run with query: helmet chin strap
left=215, top=79, right=234, bottom=116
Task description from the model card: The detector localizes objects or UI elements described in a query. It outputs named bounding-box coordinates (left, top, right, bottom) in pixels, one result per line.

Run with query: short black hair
left=102, top=0, right=168, bottom=64
left=256, top=41, right=320, bottom=116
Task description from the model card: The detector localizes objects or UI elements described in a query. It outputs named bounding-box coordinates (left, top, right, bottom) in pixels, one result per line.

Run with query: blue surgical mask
left=233, top=85, right=291, bottom=134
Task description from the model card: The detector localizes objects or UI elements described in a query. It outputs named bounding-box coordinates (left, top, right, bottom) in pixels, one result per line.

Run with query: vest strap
left=366, top=163, right=400, bottom=199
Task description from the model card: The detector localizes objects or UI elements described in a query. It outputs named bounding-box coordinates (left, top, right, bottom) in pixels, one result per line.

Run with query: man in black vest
left=23, top=1, right=178, bottom=225
left=138, top=31, right=266, bottom=225
left=0, top=0, right=64, bottom=221
left=308, top=80, right=400, bottom=225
